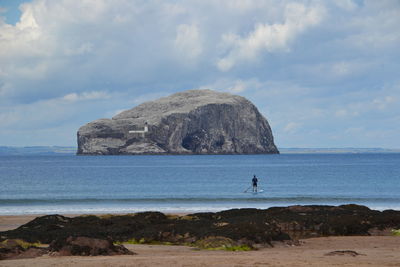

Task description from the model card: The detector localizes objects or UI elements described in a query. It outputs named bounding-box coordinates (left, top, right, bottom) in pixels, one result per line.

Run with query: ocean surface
left=0, top=154, right=399, bottom=215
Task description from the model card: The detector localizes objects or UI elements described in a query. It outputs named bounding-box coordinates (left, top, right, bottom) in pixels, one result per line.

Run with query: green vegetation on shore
left=114, top=238, right=173, bottom=246
left=200, top=245, right=253, bottom=251
left=114, top=238, right=253, bottom=251
left=392, top=229, right=400, bottom=236
left=1, top=239, right=42, bottom=249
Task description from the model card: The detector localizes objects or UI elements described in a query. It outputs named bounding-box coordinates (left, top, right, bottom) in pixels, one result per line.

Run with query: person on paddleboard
left=252, top=175, right=258, bottom=192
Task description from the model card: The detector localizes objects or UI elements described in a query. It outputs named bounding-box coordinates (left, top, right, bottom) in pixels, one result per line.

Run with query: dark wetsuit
left=252, top=176, right=258, bottom=192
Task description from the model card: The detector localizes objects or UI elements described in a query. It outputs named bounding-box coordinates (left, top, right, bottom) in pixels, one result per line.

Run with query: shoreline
left=2, top=201, right=400, bottom=217
left=1, top=204, right=400, bottom=232
left=1, top=226, right=399, bottom=267
left=1, top=208, right=399, bottom=266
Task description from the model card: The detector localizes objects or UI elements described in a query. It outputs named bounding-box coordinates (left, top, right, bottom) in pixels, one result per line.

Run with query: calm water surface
left=0, top=154, right=399, bottom=214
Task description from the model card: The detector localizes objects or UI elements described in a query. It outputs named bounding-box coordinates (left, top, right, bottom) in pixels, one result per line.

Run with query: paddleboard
left=244, top=189, right=264, bottom=193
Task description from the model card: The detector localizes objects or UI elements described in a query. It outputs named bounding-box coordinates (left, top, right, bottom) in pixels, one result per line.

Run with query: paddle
left=243, top=185, right=252, bottom=193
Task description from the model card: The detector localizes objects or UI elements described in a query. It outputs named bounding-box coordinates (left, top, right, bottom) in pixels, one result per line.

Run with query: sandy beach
left=1, top=215, right=399, bottom=267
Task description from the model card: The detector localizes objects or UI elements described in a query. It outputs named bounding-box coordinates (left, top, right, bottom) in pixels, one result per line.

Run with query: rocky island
left=77, top=89, right=278, bottom=155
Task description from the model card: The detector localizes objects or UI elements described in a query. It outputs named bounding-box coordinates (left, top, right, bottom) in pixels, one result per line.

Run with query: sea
left=0, top=153, right=399, bottom=215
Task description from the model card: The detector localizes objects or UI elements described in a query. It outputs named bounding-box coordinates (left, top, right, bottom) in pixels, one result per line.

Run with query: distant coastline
left=0, top=146, right=76, bottom=155
left=0, top=146, right=399, bottom=155
left=279, top=147, right=400, bottom=154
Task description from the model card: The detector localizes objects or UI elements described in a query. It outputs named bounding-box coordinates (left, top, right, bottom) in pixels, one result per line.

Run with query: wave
left=1, top=196, right=400, bottom=205
left=0, top=202, right=399, bottom=216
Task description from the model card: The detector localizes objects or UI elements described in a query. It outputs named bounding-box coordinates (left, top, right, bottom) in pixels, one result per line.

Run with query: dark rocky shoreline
left=1, top=204, right=400, bottom=259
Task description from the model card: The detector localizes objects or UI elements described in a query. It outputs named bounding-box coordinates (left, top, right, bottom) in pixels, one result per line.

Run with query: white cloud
left=0, top=0, right=399, bottom=147
left=200, top=78, right=263, bottom=94
left=62, top=91, right=110, bottom=102
left=64, top=42, right=94, bottom=56
left=163, top=3, right=187, bottom=17
left=295, top=60, right=376, bottom=82
left=225, top=0, right=261, bottom=11
left=174, top=24, right=202, bottom=60
left=333, top=0, right=357, bottom=11
left=283, top=122, right=302, bottom=133
left=0, top=4, right=44, bottom=59
left=330, top=82, right=399, bottom=125
left=217, top=2, right=325, bottom=71
left=341, top=1, right=400, bottom=49
left=334, top=108, right=361, bottom=118
left=372, top=96, right=397, bottom=110
left=228, top=81, right=247, bottom=93
left=0, top=90, right=114, bottom=133
left=331, top=61, right=352, bottom=76
left=335, top=109, right=348, bottom=117
left=330, top=60, right=375, bottom=78
left=345, top=127, right=364, bottom=134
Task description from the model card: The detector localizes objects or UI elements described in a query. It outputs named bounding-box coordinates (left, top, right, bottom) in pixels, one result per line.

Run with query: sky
left=0, top=0, right=399, bottom=148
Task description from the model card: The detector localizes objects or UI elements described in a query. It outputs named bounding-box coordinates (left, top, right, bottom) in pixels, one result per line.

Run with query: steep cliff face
left=77, top=90, right=279, bottom=155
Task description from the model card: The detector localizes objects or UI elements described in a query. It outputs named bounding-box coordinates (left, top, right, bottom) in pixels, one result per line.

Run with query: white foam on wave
left=1, top=202, right=399, bottom=215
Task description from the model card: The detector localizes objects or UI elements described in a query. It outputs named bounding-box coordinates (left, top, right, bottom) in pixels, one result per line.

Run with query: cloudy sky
left=0, top=0, right=399, bottom=148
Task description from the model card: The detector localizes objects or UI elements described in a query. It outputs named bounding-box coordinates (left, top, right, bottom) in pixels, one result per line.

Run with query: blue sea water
left=0, top=154, right=399, bottom=215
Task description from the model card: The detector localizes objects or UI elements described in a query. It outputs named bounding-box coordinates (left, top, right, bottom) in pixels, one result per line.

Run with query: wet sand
left=1, top=215, right=399, bottom=267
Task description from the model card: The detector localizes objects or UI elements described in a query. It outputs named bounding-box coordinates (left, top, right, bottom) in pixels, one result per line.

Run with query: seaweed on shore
left=1, top=205, right=400, bottom=249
